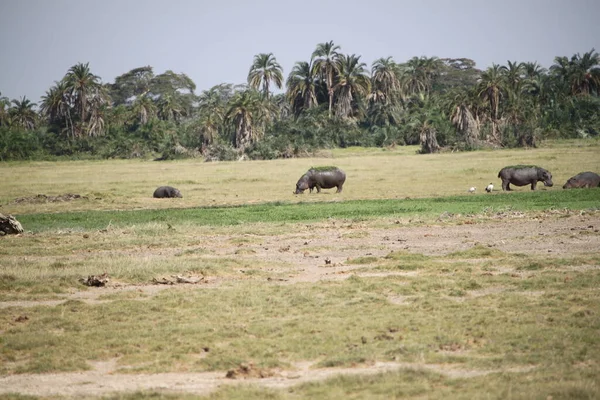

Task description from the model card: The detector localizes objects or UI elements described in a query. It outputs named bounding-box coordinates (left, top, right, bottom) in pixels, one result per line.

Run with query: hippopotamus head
left=539, top=168, right=553, bottom=187
left=294, top=175, right=310, bottom=194
left=563, top=176, right=578, bottom=189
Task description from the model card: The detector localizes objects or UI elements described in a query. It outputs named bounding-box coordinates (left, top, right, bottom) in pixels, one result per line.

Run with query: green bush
left=0, top=127, right=43, bottom=160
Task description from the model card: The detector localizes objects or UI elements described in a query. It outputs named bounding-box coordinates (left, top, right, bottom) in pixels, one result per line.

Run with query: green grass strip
left=16, top=189, right=600, bottom=232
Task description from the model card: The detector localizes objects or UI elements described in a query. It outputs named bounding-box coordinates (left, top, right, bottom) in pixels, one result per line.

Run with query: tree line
left=1, top=42, right=599, bottom=161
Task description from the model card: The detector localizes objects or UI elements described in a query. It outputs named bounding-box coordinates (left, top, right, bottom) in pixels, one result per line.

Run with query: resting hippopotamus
left=153, top=186, right=182, bottom=198
left=562, top=172, right=600, bottom=189
left=498, top=165, right=553, bottom=191
left=295, top=167, right=346, bottom=194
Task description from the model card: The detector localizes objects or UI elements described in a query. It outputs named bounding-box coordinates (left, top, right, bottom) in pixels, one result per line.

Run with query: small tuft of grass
left=175, top=247, right=211, bottom=256
left=461, top=280, right=483, bottom=290
left=516, top=261, right=547, bottom=271
left=235, top=248, right=256, bottom=255
left=448, top=245, right=506, bottom=259
left=341, top=231, right=369, bottom=239
left=309, top=166, right=340, bottom=172
left=503, top=164, right=539, bottom=169
left=385, top=251, right=430, bottom=262
left=346, top=256, right=379, bottom=265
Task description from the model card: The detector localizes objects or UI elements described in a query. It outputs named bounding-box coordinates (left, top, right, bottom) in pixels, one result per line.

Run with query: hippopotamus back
left=153, top=186, right=183, bottom=198
left=563, top=171, right=600, bottom=189
left=498, top=165, right=553, bottom=191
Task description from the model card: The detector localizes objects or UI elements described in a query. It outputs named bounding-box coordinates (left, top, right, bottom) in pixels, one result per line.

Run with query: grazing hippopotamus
left=498, top=165, right=553, bottom=191
left=562, top=172, right=600, bottom=189
left=294, top=167, right=346, bottom=194
left=153, top=186, right=182, bottom=198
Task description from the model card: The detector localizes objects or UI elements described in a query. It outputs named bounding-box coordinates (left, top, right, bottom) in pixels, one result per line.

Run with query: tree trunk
left=463, top=107, right=480, bottom=148
left=491, top=119, right=501, bottom=143
left=0, top=213, right=24, bottom=235
left=419, top=127, right=440, bottom=154
left=234, top=116, right=251, bottom=152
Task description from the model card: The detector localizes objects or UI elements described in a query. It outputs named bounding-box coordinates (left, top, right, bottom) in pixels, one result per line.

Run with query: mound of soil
left=13, top=193, right=87, bottom=204
left=225, top=363, right=277, bottom=379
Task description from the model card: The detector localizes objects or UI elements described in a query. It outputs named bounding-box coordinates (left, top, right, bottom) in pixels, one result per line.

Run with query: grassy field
left=2, top=139, right=599, bottom=215
left=1, top=139, right=600, bottom=399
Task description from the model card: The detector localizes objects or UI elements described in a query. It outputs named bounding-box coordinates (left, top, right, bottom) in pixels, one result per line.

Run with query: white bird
left=485, top=183, right=494, bottom=193
left=468, top=187, right=476, bottom=193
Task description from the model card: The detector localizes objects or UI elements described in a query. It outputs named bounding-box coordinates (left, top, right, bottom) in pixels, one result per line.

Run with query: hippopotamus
left=562, top=172, right=600, bottom=189
left=498, top=165, right=553, bottom=191
left=153, top=186, right=182, bottom=198
left=294, top=167, right=346, bottom=194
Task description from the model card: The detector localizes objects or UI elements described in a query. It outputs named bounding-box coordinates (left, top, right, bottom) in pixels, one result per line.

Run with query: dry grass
left=2, top=139, right=599, bottom=215
left=1, top=140, right=600, bottom=399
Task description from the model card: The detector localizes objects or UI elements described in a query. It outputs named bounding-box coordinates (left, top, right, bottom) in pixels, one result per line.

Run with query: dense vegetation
left=1, top=43, right=599, bottom=161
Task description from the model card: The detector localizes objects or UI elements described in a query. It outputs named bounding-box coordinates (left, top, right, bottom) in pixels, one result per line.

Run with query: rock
left=0, top=213, right=24, bottom=235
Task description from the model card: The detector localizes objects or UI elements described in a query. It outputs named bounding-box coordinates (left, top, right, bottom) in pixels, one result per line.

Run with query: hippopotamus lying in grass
left=498, top=165, right=553, bottom=191
left=562, top=172, right=600, bottom=189
left=295, top=167, right=346, bottom=194
left=153, top=186, right=182, bottom=198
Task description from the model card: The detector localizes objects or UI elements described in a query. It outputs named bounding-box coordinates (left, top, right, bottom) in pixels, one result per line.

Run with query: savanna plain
left=1, top=140, right=600, bottom=400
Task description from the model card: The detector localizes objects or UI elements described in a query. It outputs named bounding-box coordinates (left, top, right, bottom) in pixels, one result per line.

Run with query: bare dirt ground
left=0, top=358, right=536, bottom=398
left=1, top=211, right=599, bottom=398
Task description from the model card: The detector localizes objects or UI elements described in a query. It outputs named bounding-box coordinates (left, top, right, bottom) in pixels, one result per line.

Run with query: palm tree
left=570, top=49, right=600, bottom=96
left=522, top=62, right=546, bottom=80
left=367, top=101, right=403, bottom=127
left=226, top=89, right=270, bottom=151
left=40, top=81, right=70, bottom=124
left=87, top=85, right=110, bottom=136
left=370, top=57, right=402, bottom=105
left=368, top=57, right=403, bottom=127
left=0, top=92, right=10, bottom=127
left=477, top=64, right=506, bottom=142
left=131, top=94, right=157, bottom=125
left=198, top=84, right=234, bottom=112
left=400, top=56, right=443, bottom=96
left=157, top=94, right=185, bottom=122
left=64, top=63, right=102, bottom=134
left=406, top=98, right=444, bottom=154
left=272, top=93, right=291, bottom=121
left=194, top=84, right=232, bottom=147
left=247, top=53, right=284, bottom=99
left=521, top=62, right=549, bottom=106
left=312, top=41, right=341, bottom=117
left=40, top=81, right=77, bottom=137
left=550, top=49, right=600, bottom=96
left=334, top=54, right=371, bottom=119
left=500, top=61, right=524, bottom=101
left=196, top=112, right=221, bottom=147
left=447, top=88, right=480, bottom=147
left=87, top=98, right=108, bottom=137
left=499, top=61, right=527, bottom=142
left=286, top=61, right=318, bottom=116
left=9, top=97, right=37, bottom=130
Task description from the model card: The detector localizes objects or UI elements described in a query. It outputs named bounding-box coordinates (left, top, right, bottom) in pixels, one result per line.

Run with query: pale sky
left=1, top=0, right=598, bottom=104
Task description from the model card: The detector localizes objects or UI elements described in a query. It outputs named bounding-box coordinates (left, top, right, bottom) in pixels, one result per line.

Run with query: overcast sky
left=1, top=0, right=598, bottom=104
